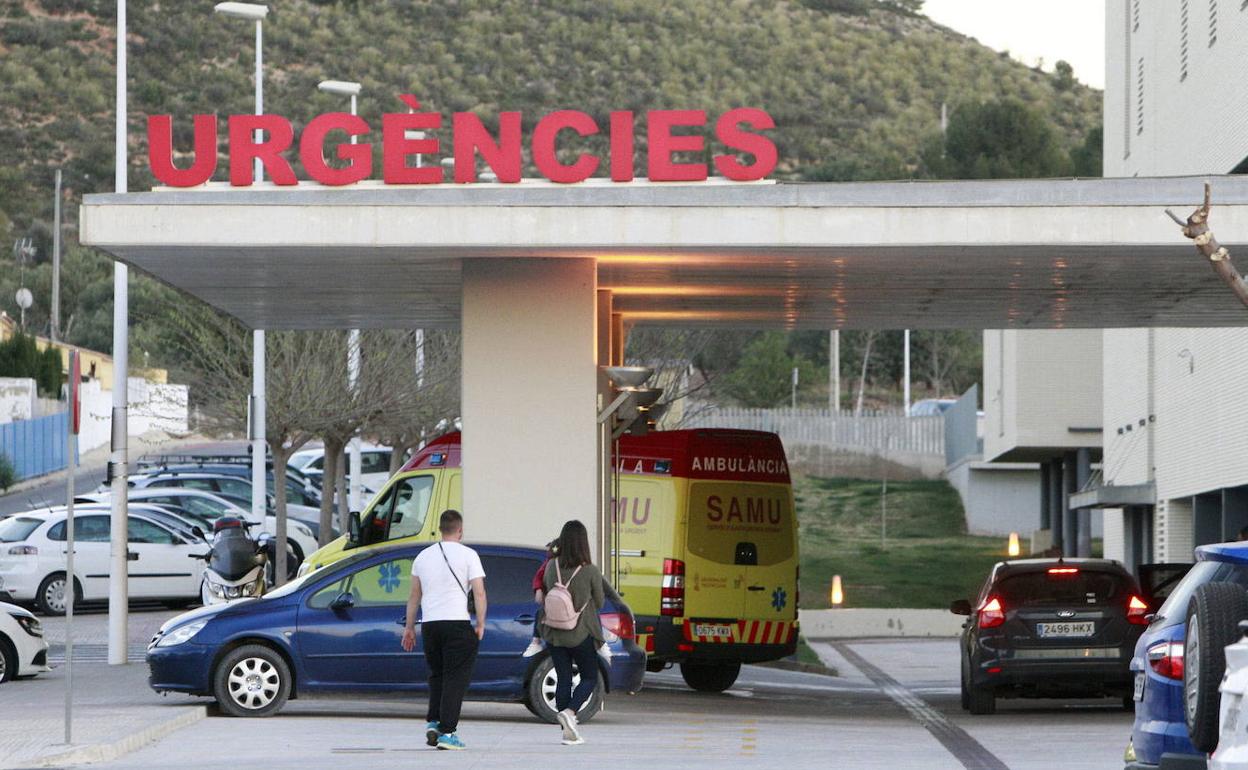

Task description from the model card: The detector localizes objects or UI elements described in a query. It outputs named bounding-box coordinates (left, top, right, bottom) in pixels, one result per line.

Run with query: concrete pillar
left=596, top=289, right=614, bottom=572
left=1075, top=447, right=1092, bottom=557
left=1048, top=459, right=1064, bottom=554
left=1193, top=492, right=1223, bottom=547
left=1062, top=452, right=1077, bottom=557
left=1040, top=463, right=1052, bottom=533
left=461, top=258, right=599, bottom=553
left=610, top=312, right=625, bottom=367
left=1222, top=486, right=1248, bottom=541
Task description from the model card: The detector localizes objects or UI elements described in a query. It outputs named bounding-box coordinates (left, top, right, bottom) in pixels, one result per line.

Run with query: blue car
left=1128, top=545, right=1248, bottom=769
left=147, top=542, right=646, bottom=723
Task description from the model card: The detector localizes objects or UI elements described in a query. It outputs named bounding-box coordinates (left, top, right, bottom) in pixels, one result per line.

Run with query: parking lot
left=0, top=607, right=1133, bottom=769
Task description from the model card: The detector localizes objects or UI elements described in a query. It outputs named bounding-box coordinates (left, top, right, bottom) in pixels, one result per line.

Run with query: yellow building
left=0, top=312, right=167, bottom=386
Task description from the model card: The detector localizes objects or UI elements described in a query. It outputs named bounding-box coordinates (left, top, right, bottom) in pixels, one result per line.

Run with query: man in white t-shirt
left=402, top=509, right=487, bottom=751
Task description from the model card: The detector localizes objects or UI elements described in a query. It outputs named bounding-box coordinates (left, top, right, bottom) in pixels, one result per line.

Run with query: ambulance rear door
left=614, top=475, right=677, bottom=615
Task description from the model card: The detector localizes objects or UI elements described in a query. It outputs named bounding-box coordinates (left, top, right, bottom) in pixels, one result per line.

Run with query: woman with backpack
left=540, top=519, right=605, bottom=746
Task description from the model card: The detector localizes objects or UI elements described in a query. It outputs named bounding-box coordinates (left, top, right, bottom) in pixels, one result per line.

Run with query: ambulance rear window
left=686, top=482, right=794, bottom=566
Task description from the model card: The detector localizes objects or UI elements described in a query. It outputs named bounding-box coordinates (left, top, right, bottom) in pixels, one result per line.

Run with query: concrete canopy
left=79, top=175, right=1248, bottom=330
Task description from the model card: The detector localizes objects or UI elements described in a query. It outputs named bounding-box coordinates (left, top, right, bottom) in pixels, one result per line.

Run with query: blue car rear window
left=1155, top=561, right=1248, bottom=628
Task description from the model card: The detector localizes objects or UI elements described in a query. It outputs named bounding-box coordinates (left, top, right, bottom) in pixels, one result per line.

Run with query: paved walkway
left=0, top=608, right=200, bottom=770
left=0, top=660, right=205, bottom=770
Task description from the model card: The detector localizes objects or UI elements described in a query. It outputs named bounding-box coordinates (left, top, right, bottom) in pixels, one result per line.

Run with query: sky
left=923, top=0, right=1106, bottom=90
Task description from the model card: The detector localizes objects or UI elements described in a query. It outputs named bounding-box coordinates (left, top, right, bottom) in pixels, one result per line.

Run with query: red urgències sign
left=147, top=95, right=777, bottom=187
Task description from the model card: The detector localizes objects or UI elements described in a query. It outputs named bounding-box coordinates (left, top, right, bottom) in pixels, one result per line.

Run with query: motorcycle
left=193, top=517, right=268, bottom=605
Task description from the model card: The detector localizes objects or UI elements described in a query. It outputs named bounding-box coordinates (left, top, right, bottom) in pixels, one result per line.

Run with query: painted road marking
left=833, top=643, right=1008, bottom=770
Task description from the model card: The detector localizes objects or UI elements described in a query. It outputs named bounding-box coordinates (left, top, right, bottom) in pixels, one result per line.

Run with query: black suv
left=952, top=558, right=1150, bottom=715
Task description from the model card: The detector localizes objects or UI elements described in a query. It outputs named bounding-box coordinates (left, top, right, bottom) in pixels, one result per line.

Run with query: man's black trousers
left=422, top=620, right=479, bottom=733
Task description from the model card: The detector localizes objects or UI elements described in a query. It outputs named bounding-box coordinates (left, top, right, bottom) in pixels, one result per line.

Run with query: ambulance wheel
left=680, top=661, right=740, bottom=692
left=524, top=655, right=603, bottom=724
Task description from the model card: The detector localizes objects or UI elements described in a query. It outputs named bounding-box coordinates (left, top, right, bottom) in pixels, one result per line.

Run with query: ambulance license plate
left=1036, top=621, right=1094, bottom=638
left=693, top=623, right=733, bottom=639
left=1133, top=673, right=1145, bottom=701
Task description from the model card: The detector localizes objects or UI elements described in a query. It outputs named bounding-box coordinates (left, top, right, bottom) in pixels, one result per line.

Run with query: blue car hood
left=158, top=598, right=259, bottom=634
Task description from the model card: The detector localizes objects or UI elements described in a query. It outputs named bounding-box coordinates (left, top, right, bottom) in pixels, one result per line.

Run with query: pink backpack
left=543, top=561, right=587, bottom=630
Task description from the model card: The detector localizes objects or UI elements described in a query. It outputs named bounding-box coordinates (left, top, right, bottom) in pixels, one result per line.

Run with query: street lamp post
left=108, top=0, right=130, bottom=668
left=317, top=79, right=364, bottom=513
left=215, top=2, right=269, bottom=525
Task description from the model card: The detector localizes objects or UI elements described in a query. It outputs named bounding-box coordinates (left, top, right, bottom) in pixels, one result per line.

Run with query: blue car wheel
left=213, top=644, right=292, bottom=718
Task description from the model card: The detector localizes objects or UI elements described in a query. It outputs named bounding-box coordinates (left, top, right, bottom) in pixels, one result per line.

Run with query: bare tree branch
left=1167, top=182, right=1248, bottom=308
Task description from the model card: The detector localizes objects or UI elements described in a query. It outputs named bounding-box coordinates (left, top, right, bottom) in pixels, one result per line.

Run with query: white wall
left=78, top=378, right=190, bottom=454
left=1153, top=328, right=1248, bottom=500
left=0, top=378, right=35, bottom=423
left=1102, top=329, right=1153, bottom=487
left=1105, top=0, right=1248, bottom=178
left=1156, top=497, right=1195, bottom=562
left=946, top=459, right=1043, bottom=537
left=983, top=329, right=1102, bottom=461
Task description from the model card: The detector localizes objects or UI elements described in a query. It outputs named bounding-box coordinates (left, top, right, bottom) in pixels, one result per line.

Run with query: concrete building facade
left=1090, top=1, right=1248, bottom=570
left=980, top=329, right=1103, bottom=555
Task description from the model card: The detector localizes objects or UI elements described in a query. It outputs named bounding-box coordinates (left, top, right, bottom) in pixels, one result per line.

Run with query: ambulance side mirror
left=348, top=512, right=361, bottom=544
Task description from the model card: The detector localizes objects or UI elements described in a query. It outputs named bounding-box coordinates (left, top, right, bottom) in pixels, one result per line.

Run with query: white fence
left=687, top=408, right=945, bottom=457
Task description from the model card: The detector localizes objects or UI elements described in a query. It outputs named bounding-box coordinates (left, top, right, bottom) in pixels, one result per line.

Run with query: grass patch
left=795, top=636, right=824, bottom=667
left=797, top=475, right=1007, bottom=609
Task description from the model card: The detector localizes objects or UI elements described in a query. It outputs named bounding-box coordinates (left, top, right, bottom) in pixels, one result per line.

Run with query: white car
left=76, top=489, right=319, bottom=565
left=0, top=509, right=205, bottom=615
left=1213, top=629, right=1248, bottom=768
left=0, top=601, right=49, bottom=682
left=290, top=443, right=395, bottom=494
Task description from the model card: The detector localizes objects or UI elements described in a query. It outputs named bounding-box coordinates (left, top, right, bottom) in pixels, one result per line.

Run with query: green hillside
left=0, top=0, right=1101, bottom=358
left=796, top=475, right=1007, bottom=609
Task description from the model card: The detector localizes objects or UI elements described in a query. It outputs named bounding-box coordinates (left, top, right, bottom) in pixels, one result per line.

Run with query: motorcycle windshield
left=210, top=535, right=262, bottom=581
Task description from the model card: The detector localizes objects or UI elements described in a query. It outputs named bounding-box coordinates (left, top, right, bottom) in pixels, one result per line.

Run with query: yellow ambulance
left=301, top=429, right=799, bottom=692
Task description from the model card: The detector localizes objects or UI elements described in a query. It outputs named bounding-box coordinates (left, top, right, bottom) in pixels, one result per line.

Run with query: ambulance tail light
left=600, top=611, right=635, bottom=642
left=661, top=558, right=685, bottom=617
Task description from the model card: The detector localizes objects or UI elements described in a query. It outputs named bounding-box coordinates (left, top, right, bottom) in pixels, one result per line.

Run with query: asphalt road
left=46, top=606, right=1131, bottom=770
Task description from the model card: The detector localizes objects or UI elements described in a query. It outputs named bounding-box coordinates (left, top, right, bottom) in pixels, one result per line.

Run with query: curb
left=4, top=706, right=208, bottom=769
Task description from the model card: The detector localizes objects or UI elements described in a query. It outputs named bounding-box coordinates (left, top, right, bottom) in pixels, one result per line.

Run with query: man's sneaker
left=425, top=722, right=440, bottom=747
left=436, top=733, right=466, bottom=751
left=596, top=643, right=612, bottom=666
left=562, top=735, right=586, bottom=746
left=556, top=708, right=582, bottom=744
left=522, top=638, right=545, bottom=658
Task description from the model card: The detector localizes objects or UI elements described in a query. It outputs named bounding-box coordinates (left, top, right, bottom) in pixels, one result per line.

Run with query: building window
left=1124, top=0, right=1133, bottom=159
left=1180, top=0, right=1191, bottom=81
left=1210, top=0, right=1219, bottom=46
left=1137, top=58, right=1146, bottom=135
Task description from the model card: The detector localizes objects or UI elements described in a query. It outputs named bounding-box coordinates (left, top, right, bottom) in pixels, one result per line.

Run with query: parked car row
left=0, top=453, right=346, bottom=618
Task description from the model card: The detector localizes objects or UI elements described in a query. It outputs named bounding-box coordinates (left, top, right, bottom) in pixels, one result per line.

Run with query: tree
left=1069, top=125, right=1103, bottom=178
left=720, top=332, right=820, bottom=407
left=922, top=99, right=1067, bottom=179
left=0, top=331, right=64, bottom=397
left=1054, top=60, right=1076, bottom=92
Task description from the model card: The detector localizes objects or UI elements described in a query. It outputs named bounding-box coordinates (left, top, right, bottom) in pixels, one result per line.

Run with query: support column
left=1048, top=459, right=1064, bottom=554
left=1039, top=463, right=1051, bottom=533
left=610, top=312, right=625, bottom=367
left=462, top=258, right=599, bottom=554
left=596, top=289, right=614, bottom=571
left=1075, top=447, right=1092, bottom=557
left=1062, top=452, right=1077, bottom=558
